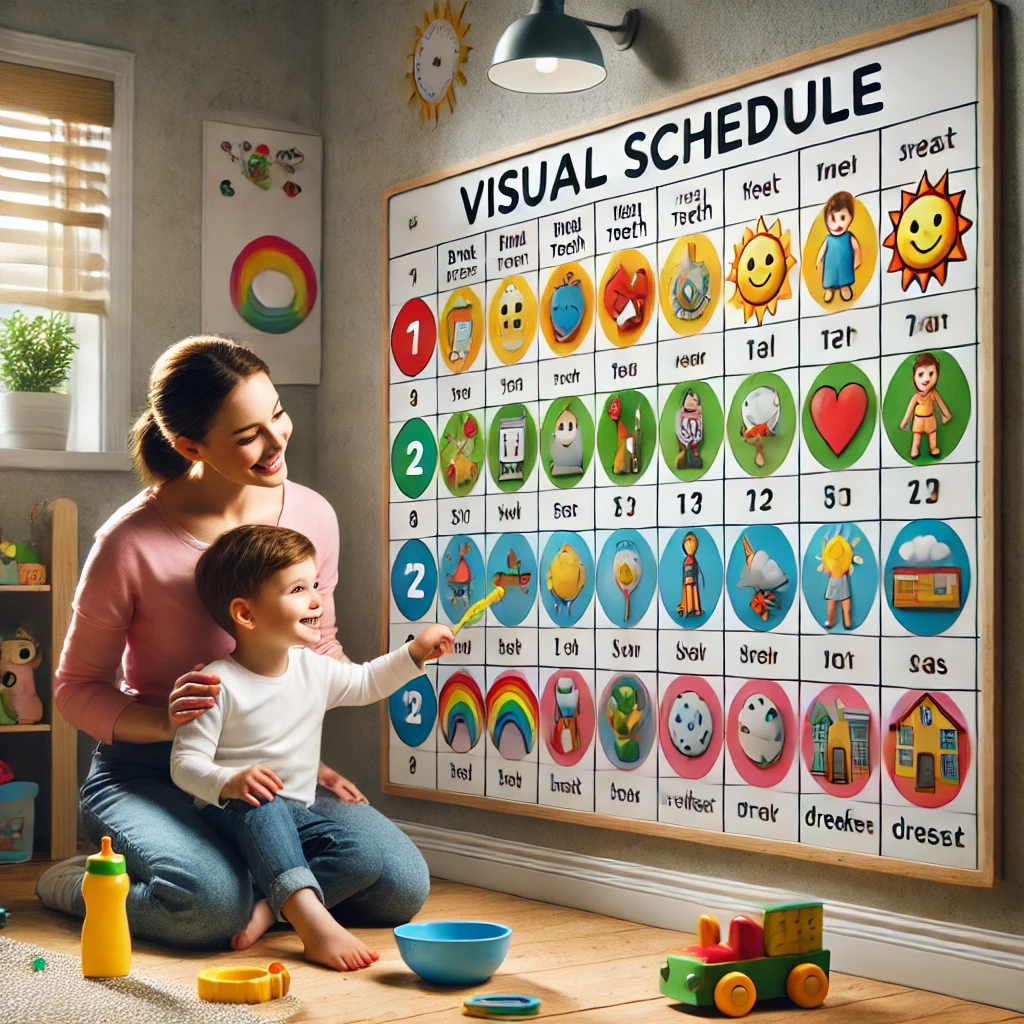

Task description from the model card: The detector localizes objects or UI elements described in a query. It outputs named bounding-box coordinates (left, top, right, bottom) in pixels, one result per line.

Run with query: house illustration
left=891, top=565, right=961, bottom=610
left=809, top=698, right=870, bottom=785
left=889, top=693, right=964, bottom=793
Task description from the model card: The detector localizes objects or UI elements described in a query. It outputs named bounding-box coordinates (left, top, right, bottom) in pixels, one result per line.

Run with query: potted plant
left=0, top=311, right=79, bottom=451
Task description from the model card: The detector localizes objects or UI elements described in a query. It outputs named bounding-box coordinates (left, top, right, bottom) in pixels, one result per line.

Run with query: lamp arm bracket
left=580, top=8, right=640, bottom=50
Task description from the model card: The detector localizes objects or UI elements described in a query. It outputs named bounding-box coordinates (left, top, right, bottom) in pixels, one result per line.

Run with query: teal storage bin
left=0, top=781, right=38, bottom=863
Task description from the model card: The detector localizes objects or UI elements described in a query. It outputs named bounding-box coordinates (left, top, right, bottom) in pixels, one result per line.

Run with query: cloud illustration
left=898, top=534, right=952, bottom=564
left=738, top=548, right=788, bottom=591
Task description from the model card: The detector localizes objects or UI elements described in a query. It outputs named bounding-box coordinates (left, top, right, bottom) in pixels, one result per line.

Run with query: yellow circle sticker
left=488, top=275, right=537, bottom=365
left=659, top=233, right=722, bottom=336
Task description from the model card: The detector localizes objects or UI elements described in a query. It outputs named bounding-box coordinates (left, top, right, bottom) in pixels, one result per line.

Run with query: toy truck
left=659, top=900, right=830, bottom=1017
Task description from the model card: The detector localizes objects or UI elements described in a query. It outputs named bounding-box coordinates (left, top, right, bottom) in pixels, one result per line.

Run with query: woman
left=37, top=337, right=429, bottom=949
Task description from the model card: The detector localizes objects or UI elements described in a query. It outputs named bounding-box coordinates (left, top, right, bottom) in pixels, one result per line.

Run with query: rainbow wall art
left=229, top=235, right=318, bottom=334
left=438, top=673, right=485, bottom=754
left=486, top=673, right=539, bottom=761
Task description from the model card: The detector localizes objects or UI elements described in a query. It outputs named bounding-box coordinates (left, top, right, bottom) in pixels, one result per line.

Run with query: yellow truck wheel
left=787, top=963, right=829, bottom=1008
left=714, top=971, right=757, bottom=1017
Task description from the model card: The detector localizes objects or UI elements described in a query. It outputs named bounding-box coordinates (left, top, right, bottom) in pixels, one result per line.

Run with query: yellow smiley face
left=736, top=233, right=787, bottom=306
left=895, top=193, right=959, bottom=272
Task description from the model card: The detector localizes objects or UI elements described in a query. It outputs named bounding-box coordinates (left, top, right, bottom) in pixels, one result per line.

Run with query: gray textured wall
left=319, top=0, right=1023, bottom=934
left=0, top=0, right=324, bottom=823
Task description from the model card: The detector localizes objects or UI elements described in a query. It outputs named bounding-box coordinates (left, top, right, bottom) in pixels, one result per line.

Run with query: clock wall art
left=408, top=1, right=471, bottom=123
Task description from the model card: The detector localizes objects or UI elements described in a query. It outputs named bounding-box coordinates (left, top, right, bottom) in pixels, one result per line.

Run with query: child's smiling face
left=826, top=208, right=852, bottom=235
left=914, top=364, right=938, bottom=393
left=234, top=556, right=322, bottom=648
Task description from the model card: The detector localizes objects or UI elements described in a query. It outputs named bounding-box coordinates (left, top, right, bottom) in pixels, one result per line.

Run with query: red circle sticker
left=391, top=298, right=436, bottom=377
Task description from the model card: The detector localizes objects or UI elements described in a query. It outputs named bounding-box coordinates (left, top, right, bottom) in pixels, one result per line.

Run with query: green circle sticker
left=659, top=380, right=724, bottom=481
left=882, top=349, right=971, bottom=465
left=541, top=396, right=594, bottom=489
left=487, top=404, right=537, bottom=492
left=802, top=362, right=878, bottom=470
left=439, top=411, right=484, bottom=497
left=726, top=372, right=796, bottom=477
left=391, top=418, right=437, bottom=498
left=597, top=390, right=657, bottom=485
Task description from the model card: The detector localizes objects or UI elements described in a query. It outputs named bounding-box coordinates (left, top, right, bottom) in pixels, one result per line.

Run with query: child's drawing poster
left=202, top=120, right=322, bottom=384
left=381, top=6, right=997, bottom=883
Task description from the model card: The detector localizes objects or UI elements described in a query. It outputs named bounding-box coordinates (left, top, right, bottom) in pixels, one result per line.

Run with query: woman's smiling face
left=177, top=372, right=293, bottom=485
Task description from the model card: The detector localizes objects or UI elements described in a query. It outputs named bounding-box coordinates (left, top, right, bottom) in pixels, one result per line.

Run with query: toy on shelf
left=659, top=901, right=830, bottom=1017
left=0, top=538, right=45, bottom=586
left=81, top=836, right=131, bottom=978
left=198, top=962, right=291, bottom=1004
left=0, top=760, right=12, bottom=784
left=0, top=626, right=43, bottom=724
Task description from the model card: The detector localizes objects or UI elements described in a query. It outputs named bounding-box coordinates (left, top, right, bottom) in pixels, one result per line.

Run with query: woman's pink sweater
left=54, top=481, right=343, bottom=744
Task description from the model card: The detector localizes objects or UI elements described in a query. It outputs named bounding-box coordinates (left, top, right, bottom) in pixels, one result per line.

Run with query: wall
left=319, top=0, right=1023, bottom=935
left=0, top=0, right=324, bottom=833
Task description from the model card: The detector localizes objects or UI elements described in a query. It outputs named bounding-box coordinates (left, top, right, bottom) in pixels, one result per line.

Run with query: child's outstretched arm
left=320, top=625, right=453, bottom=710
left=934, top=389, right=952, bottom=422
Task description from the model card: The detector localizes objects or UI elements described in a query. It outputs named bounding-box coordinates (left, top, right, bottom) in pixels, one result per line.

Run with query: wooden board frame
left=380, top=1, right=1000, bottom=886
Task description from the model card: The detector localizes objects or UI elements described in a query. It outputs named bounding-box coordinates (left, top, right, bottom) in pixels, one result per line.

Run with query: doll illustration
left=677, top=532, right=704, bottom=618
left=899, top=352, right=952, bottom=458
left=814, top=525, right=864, bottom=629
left=675, top=389, right=703, bottom=470
left=815, top=191, right=862, bottom=303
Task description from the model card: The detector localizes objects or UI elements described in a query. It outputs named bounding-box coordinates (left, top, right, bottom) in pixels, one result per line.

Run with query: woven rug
left=0, top=936, right=302, bottom=1024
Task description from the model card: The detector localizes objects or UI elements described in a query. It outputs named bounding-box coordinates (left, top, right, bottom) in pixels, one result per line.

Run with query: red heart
left=810, top=383, right=868, bottom=455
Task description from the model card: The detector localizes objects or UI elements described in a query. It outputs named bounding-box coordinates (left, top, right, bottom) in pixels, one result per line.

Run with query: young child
left=170, top=524, right=452, bottom=972
left=899, top=351, right=952, bottom=458
left=815, top=191, right=862, bottom=303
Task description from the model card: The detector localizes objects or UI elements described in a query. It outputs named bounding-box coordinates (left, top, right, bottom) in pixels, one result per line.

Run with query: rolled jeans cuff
left=268, top=866, right=324, bottom=921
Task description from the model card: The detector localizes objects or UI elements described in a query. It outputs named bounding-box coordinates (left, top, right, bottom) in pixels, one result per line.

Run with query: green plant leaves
left=0, top=311, right=79, bottom=393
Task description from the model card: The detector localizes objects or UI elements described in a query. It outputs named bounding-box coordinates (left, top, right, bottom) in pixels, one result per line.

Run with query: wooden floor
left=1, top=861, right=1020, bottom=1023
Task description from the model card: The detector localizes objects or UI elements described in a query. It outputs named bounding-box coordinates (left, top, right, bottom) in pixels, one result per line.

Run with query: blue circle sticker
left=596, top=530, right=657, bottom=627
left=540, top=531, right=595, bottom=626
left=802, top=522, right=878, bottom=631
left=389, top=674, right=438, bottom=748
left=884, top=520, right=970, bottom=636
left=439, top=536, right=486, bottom=625
left=485, top=533, right=537, bottom=626
left=391, top=539, right=438, bottom=621
left=658, top=527, right=723, bottom=629
left=726, top=525, right=797, bottom=631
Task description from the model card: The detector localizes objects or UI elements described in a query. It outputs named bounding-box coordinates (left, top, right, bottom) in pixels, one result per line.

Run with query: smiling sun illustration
left=883, top=170, right=972, bottom=292
left=727, top=217, right=797, bottom=324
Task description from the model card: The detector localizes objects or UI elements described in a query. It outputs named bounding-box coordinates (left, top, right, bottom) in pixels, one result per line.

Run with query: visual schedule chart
left=381, top=5, right=998, bottom=883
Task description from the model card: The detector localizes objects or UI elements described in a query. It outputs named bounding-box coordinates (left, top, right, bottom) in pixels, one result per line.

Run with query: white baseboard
left=398, top=820, right=1024, bottom=1013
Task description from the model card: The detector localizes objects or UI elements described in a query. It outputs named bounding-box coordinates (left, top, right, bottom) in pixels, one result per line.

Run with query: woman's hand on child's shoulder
left=221, top=764, right=284, bottom=807
left=409, top=624, right=454, bottom=667
left=168, top=663, right=221, bottom=733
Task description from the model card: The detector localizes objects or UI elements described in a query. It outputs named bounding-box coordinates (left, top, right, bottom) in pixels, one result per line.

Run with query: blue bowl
left=393, top=920, right=512, bottom=985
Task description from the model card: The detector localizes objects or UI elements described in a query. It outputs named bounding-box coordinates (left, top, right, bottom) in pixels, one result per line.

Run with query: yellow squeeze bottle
left=81, top=835, right=131, bottom=977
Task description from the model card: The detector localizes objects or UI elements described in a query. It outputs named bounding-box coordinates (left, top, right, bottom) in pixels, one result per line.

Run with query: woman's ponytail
left=129, top=407, right=191, bottom=485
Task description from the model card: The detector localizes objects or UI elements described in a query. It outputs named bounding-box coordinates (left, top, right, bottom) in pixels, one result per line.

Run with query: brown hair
left=824, top=191, right=855, bottom=220
left=913, top=351, right=940, bottom=377
left=195, top=525, right=317, bottom=636
left=129, top=337, right=270, bottom=485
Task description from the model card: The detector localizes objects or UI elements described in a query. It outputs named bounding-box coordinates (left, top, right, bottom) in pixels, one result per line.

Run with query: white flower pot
left=0, top=391, right=72, bottom=451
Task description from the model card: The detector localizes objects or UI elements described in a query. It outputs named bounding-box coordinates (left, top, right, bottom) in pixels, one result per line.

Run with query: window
left=919, top=705, right=932, bottom=726
left=0, top=30, right=132, bottom=464
left=939, top=728, right=957, bottom=750
left=898, top=725, right=913, bottom=746
left=941, top=754, right=958, bottom=782
left=898, top=749, right=914, bottom=767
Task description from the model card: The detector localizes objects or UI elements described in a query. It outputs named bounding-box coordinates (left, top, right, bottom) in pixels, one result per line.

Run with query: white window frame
left=0, top=27, right=133, bottom=471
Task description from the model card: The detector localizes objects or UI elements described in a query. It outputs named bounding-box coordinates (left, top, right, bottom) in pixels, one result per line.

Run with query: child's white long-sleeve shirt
left=170, top=644, right=419, bottom=808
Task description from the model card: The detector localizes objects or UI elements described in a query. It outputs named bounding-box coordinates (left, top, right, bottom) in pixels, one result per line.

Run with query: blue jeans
left=77, top=741, right=430, bottom=949
left=201, top=796, right=343, bottom=921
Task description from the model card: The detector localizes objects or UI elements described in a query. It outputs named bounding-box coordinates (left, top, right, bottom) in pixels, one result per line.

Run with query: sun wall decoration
left=727, top=217, right=796, bottom=325
left=408, top=1, right=471, bottom=123
left=883, top=170, right=973, bottom=292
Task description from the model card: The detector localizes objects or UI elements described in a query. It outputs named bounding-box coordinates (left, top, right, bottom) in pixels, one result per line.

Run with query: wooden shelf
left=0, top=584, right=50, bottom=592
left=0, top=723, right=50, bottom=732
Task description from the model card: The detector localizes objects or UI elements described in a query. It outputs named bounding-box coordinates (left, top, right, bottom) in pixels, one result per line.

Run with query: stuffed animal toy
left=0, top=627, right=43, bottom=725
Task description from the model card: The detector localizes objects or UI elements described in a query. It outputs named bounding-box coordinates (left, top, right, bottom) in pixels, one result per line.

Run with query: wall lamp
left=488, top=0, right=641, bottom=94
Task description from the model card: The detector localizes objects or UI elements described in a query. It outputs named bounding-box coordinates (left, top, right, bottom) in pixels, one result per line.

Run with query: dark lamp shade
left=488, top=11, right=606, bottom=93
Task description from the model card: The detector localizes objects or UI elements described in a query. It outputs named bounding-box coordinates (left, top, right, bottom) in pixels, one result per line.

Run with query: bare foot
left=282, top=888, right=380, bottom=972
left=232, top=898, right=275, bottom=950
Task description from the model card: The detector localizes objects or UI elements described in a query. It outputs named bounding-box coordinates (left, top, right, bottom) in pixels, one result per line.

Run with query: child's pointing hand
left=410, top=624, right=455, bottom=666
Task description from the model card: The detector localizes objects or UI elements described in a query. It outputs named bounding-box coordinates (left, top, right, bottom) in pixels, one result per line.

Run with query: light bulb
left=535, top=57, right=559, bottom=74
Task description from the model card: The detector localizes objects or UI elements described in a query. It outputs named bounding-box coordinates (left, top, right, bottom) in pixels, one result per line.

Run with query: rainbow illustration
left=438, top=673, right=485, bottom=754
left=486, top=673, right=539, bottom=761
left=229, top=234, right=318, bottom=334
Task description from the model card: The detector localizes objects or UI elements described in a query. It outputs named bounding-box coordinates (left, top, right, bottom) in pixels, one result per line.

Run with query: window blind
left=0, top=60, right=113, bottom=316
